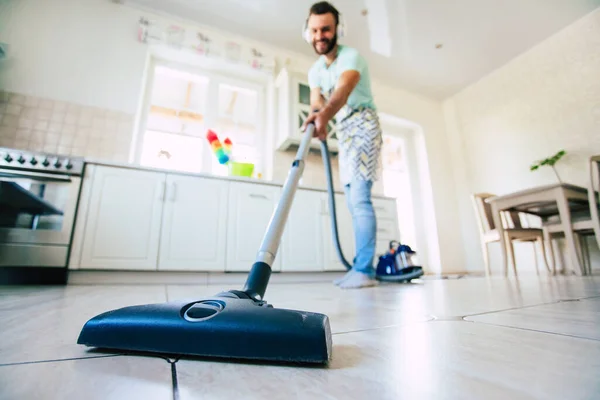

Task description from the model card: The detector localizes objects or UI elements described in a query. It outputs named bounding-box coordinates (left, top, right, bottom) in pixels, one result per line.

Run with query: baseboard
left=67, top=270, right=346, bottom=285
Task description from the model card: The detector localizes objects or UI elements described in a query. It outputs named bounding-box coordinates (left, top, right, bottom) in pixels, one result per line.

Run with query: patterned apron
left=332, top=102, right=383, bottom=186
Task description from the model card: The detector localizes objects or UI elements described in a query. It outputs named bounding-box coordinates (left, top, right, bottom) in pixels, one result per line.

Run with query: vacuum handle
left=243, top=123, right=315, bottom=300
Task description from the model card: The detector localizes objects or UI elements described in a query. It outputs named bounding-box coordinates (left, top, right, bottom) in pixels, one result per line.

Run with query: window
left=138, top=63, right=264, bottom=176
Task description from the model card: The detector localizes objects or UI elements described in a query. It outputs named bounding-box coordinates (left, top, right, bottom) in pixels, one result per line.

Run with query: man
left=301, top=1, right=383, bottom=289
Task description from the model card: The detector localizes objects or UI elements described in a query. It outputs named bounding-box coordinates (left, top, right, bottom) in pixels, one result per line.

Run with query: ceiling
left=122, top=0, right=600, bottom=100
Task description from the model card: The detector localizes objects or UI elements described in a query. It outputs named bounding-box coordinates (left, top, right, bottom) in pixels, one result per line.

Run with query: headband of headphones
left=302, top=7, right=347, bottom=43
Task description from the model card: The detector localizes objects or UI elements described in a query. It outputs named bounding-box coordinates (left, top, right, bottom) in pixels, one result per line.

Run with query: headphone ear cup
left=302, top=20, right=311, bottom=43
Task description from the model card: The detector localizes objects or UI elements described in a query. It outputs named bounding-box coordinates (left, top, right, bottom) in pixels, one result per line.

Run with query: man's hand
left=302, top=69, right=361, bottom=141
left=301, top=111, right=328, bottom=141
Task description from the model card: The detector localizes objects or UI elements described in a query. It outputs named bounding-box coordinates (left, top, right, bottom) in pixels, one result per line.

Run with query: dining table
left=485, top=183, right=592, bottom=276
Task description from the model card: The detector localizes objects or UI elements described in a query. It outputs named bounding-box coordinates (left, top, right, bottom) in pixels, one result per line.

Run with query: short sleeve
left=337, top=48, right=364, bottom=75
left=308, top=65, right=320, bottom=89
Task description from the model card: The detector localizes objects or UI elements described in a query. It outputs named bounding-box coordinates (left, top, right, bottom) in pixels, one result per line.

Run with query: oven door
left=0, top=170, right=81, bottom=246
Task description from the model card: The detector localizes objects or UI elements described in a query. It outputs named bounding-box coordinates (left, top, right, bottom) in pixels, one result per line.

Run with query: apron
left=335, top=106, right=383, bottom=186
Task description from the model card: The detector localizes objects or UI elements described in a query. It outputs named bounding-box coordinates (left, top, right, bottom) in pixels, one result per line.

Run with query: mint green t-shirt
left=308, top=45, right=376, bottom=121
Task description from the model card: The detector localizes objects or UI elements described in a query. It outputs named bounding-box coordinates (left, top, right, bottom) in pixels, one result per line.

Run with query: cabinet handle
left=169, top=182, right=177, bottom=202
left=249, top=193, right=269, bottom=200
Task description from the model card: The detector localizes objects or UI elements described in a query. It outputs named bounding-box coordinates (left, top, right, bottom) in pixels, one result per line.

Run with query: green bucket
left=229, top=162, right=254, bottom=177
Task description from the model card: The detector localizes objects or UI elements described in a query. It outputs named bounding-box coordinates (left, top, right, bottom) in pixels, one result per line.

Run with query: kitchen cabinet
left=70, top=163, right=401, bottom=274
left=226, top=181, right=282, bottom=272
left=78, top=165, right=165, bottom=270
left=280, top=189, right=325, bottom=271
left=158, top=174, right=229, bottom=271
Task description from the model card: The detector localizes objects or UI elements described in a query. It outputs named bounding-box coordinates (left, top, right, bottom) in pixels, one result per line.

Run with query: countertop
left=83, top=158, right=396, bottom=200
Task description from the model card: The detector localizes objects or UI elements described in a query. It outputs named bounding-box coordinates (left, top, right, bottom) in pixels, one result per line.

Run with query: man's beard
left=313, top=34, right=337, bottom=55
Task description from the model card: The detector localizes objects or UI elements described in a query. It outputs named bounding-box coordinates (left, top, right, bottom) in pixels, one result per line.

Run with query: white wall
left=0, top=0, right=147, bottom=114
left=444, top=8, right=600, bottom=274
left=0, top=0, right=467, bottom=274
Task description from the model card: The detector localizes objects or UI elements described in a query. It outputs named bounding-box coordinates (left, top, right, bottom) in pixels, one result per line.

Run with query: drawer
left=376, top=219, right=398, bottom=240
left=372, top=198, right=397, bottom=220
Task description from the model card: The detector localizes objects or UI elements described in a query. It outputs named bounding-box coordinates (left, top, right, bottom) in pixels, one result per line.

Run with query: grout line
left=332, top=318, right=434, bottom=336
left=0, top=354, right=121, bottom=367
left=163, top=357, right=180, bottom=400
left=459, top=295, right=600, bottom=319
left=466, top=320, right=600, bottom=343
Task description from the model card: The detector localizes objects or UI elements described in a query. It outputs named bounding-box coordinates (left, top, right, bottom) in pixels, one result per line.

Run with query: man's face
left=307, top=13, right=337, bottom=55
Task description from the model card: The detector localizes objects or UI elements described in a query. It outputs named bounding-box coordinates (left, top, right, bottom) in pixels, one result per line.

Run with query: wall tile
left=0, top=91, right=136, bottom=161
left=6, top=104, right=22, bottom=116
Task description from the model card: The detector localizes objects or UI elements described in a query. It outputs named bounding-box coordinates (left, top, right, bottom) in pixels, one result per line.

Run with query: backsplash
left=0, top=90, right=134, bottom=162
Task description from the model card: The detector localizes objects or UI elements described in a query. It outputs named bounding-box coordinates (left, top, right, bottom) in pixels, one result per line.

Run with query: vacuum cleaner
left=77, top=122, right=421, bottom=364
left=319, top=138, right=424, bottom=283
left=77, top=123, right=332, bottom=364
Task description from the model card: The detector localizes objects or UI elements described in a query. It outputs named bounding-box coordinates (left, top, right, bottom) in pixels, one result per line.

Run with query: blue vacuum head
left=77, top=288, right=332, bottom=364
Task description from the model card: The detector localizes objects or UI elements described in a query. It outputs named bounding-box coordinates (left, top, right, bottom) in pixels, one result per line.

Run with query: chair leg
left=537, top=236, right=551, bottom=274
left=579, top=235, right=591, bottom=275
left=574, top=234, right=587, bottom=276
left=505, top=235, right=517, bottom=277
left=482, top=242, right=491, bottom=276
left=585, top=237, right=592, bottom=275
left=544, top=229, right=557, bottom=275
left=533, top=241, right=539, bottom=275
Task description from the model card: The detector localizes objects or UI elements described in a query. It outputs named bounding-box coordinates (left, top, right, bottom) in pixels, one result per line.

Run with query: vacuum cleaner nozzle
left=77, top=289, right=332, bottom=364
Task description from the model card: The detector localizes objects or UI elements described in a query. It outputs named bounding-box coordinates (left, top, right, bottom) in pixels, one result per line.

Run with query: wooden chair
left=542, top=155, right=600, bottom=275
left=472, top=193, right=551, bottom=276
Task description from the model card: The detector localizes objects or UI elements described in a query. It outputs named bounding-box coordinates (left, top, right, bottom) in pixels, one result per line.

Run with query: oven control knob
left=54, top=159, right=62, bottom=168
left=42, top=158, right=50, bottom=167
left=65, top=159, right=73, bottom=170
left=17, top=155, right=26, bottom=164
left=30, top=157, right=38, bottom=165
left=4, top=154, right=13, bottom=162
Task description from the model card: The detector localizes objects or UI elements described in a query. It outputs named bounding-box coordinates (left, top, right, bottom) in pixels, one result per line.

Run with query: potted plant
left=530, top=150, right=566, bottom=183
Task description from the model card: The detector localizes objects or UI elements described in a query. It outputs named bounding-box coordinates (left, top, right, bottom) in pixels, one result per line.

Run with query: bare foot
left=338, top=272, right=379, bottom=289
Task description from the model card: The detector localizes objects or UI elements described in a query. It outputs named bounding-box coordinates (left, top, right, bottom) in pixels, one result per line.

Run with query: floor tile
left=0, top=355, right=173, bottom=400
left=174, top=321, right=600, bottom=400
left=0, top=285, right=166, bottom=365
left=465, top=297, right=600, bottom=340
left=371, top=275, right=600, bottom=318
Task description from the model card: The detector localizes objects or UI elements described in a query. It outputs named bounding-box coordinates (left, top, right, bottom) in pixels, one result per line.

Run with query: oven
left=0, top=147, right=84, bottom=269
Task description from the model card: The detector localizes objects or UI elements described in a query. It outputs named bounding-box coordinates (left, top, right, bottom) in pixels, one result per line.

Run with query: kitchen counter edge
left=83, top=159, right=395, bottom=200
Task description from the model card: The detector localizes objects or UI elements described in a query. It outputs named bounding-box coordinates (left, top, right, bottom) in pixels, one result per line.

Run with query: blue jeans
left=343, top=179, right=376, bottom=278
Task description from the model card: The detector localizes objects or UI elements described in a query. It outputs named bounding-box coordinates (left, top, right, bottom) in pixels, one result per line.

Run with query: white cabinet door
left=321, top=193, right=355, bottom=271
left=79, top=166, right=166, bottom=270
left=158, top=175, right=229, bottom=271
left=281, top=189, right=324, bottom=271
left=226, top=182, right=282, bottom=272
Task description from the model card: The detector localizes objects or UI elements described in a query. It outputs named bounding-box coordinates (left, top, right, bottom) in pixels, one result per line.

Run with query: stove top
left=0, top=147, right=85, bottom=176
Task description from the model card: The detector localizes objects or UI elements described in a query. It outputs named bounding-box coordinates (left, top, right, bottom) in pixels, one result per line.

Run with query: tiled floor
left=1, top=274, right=600, bottom=399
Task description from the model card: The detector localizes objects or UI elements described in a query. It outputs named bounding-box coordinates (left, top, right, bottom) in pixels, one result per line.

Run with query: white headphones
left=302, top=11, right=346, bottom=43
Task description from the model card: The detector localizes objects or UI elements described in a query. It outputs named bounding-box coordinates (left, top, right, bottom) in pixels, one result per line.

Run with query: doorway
left=378, top=114, right=440, bottom=274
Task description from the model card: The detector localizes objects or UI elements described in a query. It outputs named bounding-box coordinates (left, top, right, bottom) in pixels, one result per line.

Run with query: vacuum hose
left=319, top=139, right=353, bottom=271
